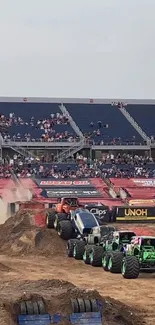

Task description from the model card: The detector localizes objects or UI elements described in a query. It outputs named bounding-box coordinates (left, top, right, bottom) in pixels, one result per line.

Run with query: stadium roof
left=0, top=97, right=155, bottom=104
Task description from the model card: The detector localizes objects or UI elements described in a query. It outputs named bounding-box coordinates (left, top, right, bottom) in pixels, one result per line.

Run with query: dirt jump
left=0, top=210, right=154, bottom=324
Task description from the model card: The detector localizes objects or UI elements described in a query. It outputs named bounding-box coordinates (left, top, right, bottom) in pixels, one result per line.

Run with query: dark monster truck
left=67, top=225, right=116, bottom=260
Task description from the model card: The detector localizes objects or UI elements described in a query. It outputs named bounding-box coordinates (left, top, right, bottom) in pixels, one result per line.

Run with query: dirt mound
left=0, top=279, right=142, bottom=325
left=0, top=211, right=66, bottom=257
left=34, top=229, right=66, bottom=257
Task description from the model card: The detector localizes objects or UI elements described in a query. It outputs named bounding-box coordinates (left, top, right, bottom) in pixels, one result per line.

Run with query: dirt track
left=0, top=212, right=155, bottom=324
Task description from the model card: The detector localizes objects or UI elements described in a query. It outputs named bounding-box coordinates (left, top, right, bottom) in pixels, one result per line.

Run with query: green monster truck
left=87, top=230, right=136, bottom=268
left=120, top=236, right=155, bottom=279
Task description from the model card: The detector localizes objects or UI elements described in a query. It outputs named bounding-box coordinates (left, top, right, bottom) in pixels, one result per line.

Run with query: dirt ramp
left=0, top=279, right=142, bottom=325
left=0, top=210, right=36, bottom=256
left=34, top=229, right=66, bottom=257
left=0, top=210, right=66, bottom=257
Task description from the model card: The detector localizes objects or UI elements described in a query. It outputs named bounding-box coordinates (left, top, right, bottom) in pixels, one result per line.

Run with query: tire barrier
left=17, top=298, right=102, bottom=325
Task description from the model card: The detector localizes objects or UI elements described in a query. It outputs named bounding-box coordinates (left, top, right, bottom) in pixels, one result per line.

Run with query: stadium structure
left=1, top=96, right=155, bottom=223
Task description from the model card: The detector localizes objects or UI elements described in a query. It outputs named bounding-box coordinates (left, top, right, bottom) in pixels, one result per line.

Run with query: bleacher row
left=0, top=101, right=154, bottom=143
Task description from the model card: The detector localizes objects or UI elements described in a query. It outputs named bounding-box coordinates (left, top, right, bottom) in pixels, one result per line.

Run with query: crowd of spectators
left=0, top=152, right=154, bottom=179
left=0, top=112, right=81, bottom=143
left=0, top=111, right=148, bottom=145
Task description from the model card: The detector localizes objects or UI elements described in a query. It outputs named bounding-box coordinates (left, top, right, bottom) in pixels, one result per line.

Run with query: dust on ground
left=0, top=210, right=154, bottom=324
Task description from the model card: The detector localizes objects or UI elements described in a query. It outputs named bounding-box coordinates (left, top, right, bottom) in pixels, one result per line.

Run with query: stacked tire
left=71, top=298, right=99, bottom=312
left=19, top=299, right=46, bottom=315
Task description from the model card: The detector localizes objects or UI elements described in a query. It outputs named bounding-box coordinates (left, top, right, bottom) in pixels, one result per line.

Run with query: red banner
left=40, top=180, right=90, bottom=186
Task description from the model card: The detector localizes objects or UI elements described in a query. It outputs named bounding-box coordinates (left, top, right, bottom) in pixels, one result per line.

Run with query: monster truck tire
left=46, top=210, right=56, bottom=228
left=71, top=298, right=97, bottom=312
left=73, top=241, right=86, bottom=260
left=102, top=252, right=110, bottom=271
left=37, top=300, right=46, bottom=314
left=33, top=302, right=39, bottom=314
left=19, top=301, right=27, bottom=314
left=67, top=239, right=78, bottom=257
left=54, top=213, right=68, bottom=230
left=25, top=301, right=34, bottom=315
left=108, top=252, right=124, bottom=273
left=90, top=299, right=99, bottom=312
left=90, top=246, right=103, bottom=266
left=77, top=298, right=85, bottom=312
left=57, top=220, right=73, bottom=240
left=122, top=256, right=140, bottom=279
left=84, top=299, right=92, bottom=312
left=71, top=299, right=79, bottom=313
left=83, top=245, right=93, bottom=264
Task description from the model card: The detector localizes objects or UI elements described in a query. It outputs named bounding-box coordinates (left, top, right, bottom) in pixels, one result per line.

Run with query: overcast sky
left=0, top=0, right=155, bottom=99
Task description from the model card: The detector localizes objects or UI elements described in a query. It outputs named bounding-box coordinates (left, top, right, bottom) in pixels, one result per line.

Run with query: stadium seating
left=0, top=102, right=147, bottom=143
left=66, top=103, right=143, bottom=143
left=126, top=104, right=155, bottom=137
left=0, top=102, right=75, bottom=141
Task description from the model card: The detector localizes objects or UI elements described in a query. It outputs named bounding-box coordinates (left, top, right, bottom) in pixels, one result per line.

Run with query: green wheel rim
left=108, top=257, right=112, bottom=270
left=54, top=218, right=58, bottom=228
left=102, top=256, right=107, bottom=267
left=90, top=252, right=93, bottom=263
left=122, top=261, right=126, bottom=275
left=73, top=245, right=76, bottom=257
left=83, top=251, right=86, bottom=261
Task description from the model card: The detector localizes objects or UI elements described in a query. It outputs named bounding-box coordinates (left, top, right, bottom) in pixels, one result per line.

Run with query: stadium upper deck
left=0, top=97, right=154, bottom=145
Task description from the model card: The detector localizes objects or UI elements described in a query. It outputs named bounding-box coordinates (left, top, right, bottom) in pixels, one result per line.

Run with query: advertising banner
left=35, top=179, right=92, bottom=187
left=131, top=179, right=155, bottom=187
left=86, top=205, right=110, bottom=223
left=129, top=199, right=155, bottom=206
left=115, top=206, right=155, bottom=222
left=45, top=188, right=102, bottom=198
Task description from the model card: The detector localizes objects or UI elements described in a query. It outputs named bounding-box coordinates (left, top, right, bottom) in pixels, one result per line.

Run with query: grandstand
left=0, top=96, right=155, bottom=161
left=0, top=96, right=155, bottom=222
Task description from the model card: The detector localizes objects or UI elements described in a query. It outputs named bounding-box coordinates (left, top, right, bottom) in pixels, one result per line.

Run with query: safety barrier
left=18, top=312, right=102, bottom=325
left=17, top=298, right=102, bottom=325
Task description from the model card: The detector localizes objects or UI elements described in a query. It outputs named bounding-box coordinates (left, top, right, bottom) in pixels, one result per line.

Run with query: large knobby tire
left=19, top=301, right=27, bottom=314
left=19, top=300, right=46, bottom=315
left=102, top=252, right=110, bottom=271
left=54, top=213, right=68, bottom=230
left=90, top=246, right=103, bottom=266
left=71, top=299, right=79, bottom=312
left=108, top=252, right=124, bottom=273
left=77, top=298, right=85, bottom=312
left=83, top=245, right=93, bottom=264
left=90, top=299, right=99, bottom=312
left=37, top=300, right=46, bottom=314
left=57, top=220, right=73, bottom=240
left=67, top=239, right=78, bottom=257
left=71, top=298, right=98, bottom=313
left=46, top=210, right=56, bottom=228
left=25, top=301, right=34, bottom=315
left=84, top=299, right=92, bottom=312
left=33, top=302, right=39, bottom=314
left=73, top=241, right=86, bottom=260
left=122, top=256, right=140, bottom=279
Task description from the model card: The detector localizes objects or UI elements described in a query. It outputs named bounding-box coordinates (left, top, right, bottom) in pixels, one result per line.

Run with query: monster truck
left=67, top=225, right=116, bottom=260
left=55, top=208, right=100, bottom=241
left=88, top=230, right=136, bottom=268
left=121, top=236, right=155, bottom=279
left=46, top=197, right=82, bottom=228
